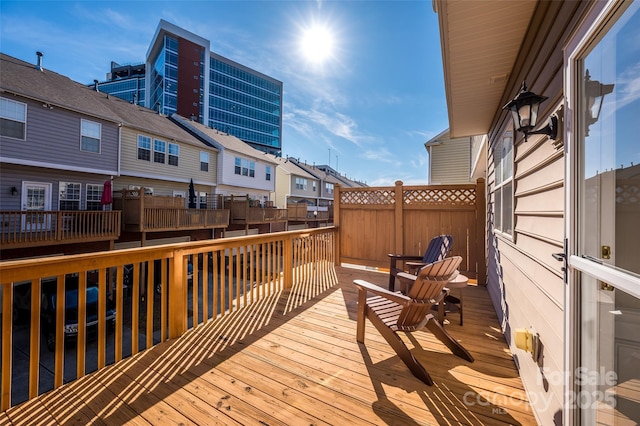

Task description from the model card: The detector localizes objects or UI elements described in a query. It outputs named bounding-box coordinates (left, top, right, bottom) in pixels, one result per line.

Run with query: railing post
left=394, top=180, right=404, bottom=255
left=168, top=251, right=186, bottom=338
left=283, top=234, right=293, bottom=289
left=476, top=178, right=487, bottom=285
left=333, top=184, right=341, bottom=266
left=56, top=212, right=62, bottom=241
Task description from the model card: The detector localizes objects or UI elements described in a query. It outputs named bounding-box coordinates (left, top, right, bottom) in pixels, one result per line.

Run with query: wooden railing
left=0, top=211, right=121, bottom=249
left=116, top=189, right=229, bottom=232
left=286, top=204, right=332, bottom=221
left=143, top=208, right=229, bottom=231
left=0, top=227, right=337, bottom=411
left=334, top=179, right=486, bottom=283
left=226, top=197, right=287, bottom=224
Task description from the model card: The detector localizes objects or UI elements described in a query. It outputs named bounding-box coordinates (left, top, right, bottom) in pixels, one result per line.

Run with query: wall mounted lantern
left=10, top=186, right=18, bottom=196
left=584, top=69, right=614, bottom=136
left=503, top=81, right=558, bottom=141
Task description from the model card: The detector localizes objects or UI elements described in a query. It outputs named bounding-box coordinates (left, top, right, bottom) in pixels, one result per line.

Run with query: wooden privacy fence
left=334, top=179, right=486, bottom=284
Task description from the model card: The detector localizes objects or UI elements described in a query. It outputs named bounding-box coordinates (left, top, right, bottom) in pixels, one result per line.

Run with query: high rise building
left=97, top=19, right=283, bottom=156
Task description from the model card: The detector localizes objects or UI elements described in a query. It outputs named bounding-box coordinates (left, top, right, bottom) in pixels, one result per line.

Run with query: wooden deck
left=1, top=266, right=537, bottom=425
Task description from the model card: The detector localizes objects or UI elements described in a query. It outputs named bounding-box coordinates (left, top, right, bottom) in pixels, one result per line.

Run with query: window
left=200, top=151, right=209, bottom=172
left=312, top=181, right=317, bottom=192
left=173, top=191, right=186, bottom=198
left=59, top=182, right=81, bottom=210
left=86, top=184, right=103, bottom=211
left=138, top=135, right=151, bottom=161
left=266, top=166, right=272, bottom=181
left=296, top=177, right=308, bottom=190
left=81, top=119, right=101, bottom=153
left=494, top=130, right=513, bottom=235
left=154, top=139, right=166, bottom=164
left=325, top=183, right=334, bottom=194
left=168, top=143, right=179, bottom=166
left=198, top=192, right=207, bottom=209
left=0, top=97, right=26, bottom=139
left=234, top=157, right=255, bottom=177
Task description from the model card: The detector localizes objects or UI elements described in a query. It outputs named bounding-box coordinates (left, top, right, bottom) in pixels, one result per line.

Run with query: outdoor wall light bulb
left=504, top=81, right=557, bottom=141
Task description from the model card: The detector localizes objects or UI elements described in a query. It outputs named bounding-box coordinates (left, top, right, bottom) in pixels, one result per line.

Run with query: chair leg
left=425, top=316, right=474, bottom=362
left=367, top=311, right=434, bottom=385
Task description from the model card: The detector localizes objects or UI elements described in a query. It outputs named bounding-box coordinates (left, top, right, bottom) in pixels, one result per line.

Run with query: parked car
left=12, top=273, right=117, bottom=351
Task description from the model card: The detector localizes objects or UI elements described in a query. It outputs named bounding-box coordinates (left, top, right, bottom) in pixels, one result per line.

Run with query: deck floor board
left=5, top=266, right=538, bottom=425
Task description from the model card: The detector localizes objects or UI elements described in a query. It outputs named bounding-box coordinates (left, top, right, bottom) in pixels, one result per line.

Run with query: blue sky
left=1, top=0, right=447, bottom=186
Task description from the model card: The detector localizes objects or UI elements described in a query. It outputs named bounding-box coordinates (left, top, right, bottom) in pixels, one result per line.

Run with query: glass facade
left=209, top=56, right=282, bottom=155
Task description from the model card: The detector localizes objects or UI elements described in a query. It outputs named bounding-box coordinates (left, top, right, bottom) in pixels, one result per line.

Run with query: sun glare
left=300, top=24, right=335, bottom=64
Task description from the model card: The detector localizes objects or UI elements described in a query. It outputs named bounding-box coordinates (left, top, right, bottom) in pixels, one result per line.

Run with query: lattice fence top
left=616, top=183, right=639, bottom=206
left=339, top=186, right=477, bottom=206
left=340, top=189, right=396, bottom=205
left=404, top=187, right=476, bottom=205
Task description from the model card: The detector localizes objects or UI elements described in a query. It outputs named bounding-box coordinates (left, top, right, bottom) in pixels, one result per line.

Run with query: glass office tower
left=96, top=20, right=283, bottom=156
left=146, top=20, right=283, bottom=155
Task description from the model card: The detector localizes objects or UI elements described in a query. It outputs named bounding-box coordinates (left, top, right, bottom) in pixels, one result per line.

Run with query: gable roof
left=0, top=53, right=213, bottom=150
left=269, top=155, right=318, bottom=179
left=1, top=53, right=121, bottom=124
left=170, top=114, right=277, bottom=165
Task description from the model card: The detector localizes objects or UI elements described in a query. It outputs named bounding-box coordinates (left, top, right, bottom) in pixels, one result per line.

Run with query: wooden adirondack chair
left=354, top=256, right=474, bottom=385
left=387, top=234, right=453, bottom=291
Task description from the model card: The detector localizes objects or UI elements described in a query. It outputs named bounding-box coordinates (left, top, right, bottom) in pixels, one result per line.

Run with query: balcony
left=116, top=189, right=229, bottom=235
left=0, top=210, right=121, bottom=251
left=0, top=180, right=534, bottom=424
left=287, top=203, right=332, bottom=227
left=0, top=230, right=535, bottom=424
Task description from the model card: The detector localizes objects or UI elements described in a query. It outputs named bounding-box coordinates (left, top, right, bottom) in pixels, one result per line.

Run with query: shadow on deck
left=2, top=266, right=536, bottom=425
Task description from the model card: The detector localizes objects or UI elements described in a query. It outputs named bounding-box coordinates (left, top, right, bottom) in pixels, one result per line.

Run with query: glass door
left=21, top=182, right=52, bottom=231
left=569, top=2, right=640, bottom=424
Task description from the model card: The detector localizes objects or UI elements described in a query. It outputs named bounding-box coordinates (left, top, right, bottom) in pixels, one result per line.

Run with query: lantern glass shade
left=504, top=82, right=547, bottom=136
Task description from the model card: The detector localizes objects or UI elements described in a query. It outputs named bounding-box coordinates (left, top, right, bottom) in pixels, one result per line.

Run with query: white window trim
left=0, top=97, right=27, bottom=140
left=80, top=119, right=101, bottom=153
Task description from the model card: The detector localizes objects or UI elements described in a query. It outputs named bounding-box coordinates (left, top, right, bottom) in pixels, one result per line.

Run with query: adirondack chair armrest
left=353, top=279, right=411, bottom=305
left=387, top=254, right=423, bottom=261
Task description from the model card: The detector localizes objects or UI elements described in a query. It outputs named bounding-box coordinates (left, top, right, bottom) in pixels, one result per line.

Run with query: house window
left=138, top=135, right=151, bottom=161
left=266, top=166, right=272, bottom=181
left=168, top=143, right=179, bottom=166
left=154, top=139, right=166, bottom=164
left=494, top=130, right=513, bottom=235
left=234, top=157, right=255, bottom=177
left=0, top=97, right=26, bottom=139
left=200, top=151, right=209, bottom=172
left=325, top=183, right=334, bottom=194
left=86, top=184, right=103, bottom=211
left=296, top=177, right=308, bottom=190
left=59, top=182, right=81, bottom=210
left=312, top=181, right=317, bottom=192
left=173, top=191, right=186, bottom=198
left=198, top=192, right=207, bottom=209
left=81, top=119, right=101, bottom=153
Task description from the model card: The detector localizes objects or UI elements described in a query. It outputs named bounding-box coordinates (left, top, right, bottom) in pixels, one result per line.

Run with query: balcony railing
left=225, top=196, right=287, bottom=225
left=0, top=210, right=121, bottom=250
left=0, top=227, right=336, bottom=411
left=115, top=188, right=229, bottom=233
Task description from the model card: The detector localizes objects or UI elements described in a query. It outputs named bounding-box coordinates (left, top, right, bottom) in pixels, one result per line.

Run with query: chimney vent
left=36, top=51, right=43, bottom=71
left=94, top=80, right=99, bottom=92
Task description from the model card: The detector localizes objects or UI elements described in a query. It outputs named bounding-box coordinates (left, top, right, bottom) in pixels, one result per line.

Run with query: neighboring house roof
left=170, top=114, right=276, bottom=165
left=434, top=0, right=538, bottom=137
left=270, top=156, right=318, bottom=180
left=1, top=53, right=212, bottom=151
left=424, top=128, right=451, bottom=147
left=1, top=53, right=122, bottom=124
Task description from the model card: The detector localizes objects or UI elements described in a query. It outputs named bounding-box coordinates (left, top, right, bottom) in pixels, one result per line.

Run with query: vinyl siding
left=119, top=127, right=217, bottom=184
left=428, top=136, right=471, bottom=184
left=1, top=95, right=118, bottom=175
left=112, top=176, right=213, bottom=200
left=219, top=152, right=275, bottom=192
left=0, top=163, right=112, bottom=211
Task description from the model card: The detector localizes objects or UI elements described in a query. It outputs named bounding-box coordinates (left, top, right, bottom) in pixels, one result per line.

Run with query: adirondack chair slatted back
left=398, top=256, right=462, bottom=328
left=421, top=235, right=453, bottom=264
